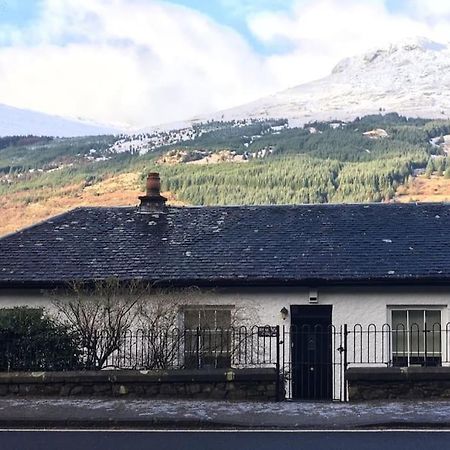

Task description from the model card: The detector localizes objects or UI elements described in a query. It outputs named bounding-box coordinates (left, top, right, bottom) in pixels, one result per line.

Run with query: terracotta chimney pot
left=138, top=172, right=167, bottom=212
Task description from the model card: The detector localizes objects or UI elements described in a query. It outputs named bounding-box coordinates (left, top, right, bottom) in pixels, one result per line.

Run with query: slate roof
left=0, top=203, right=449, bottom=287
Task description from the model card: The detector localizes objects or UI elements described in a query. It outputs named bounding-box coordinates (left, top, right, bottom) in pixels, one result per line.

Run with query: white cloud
left=408, top=0, right=450, bottom=18
left=248, top=0, right=450, bottom=88
left=0, top=0, right=278, bottom=128
left=1, top=0, right=450, bottom=128
left=218, top=0, right=291, bottom=16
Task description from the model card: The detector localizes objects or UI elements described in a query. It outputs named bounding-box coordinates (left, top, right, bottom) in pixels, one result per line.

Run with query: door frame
left=290, top=305, right=333, bottom=400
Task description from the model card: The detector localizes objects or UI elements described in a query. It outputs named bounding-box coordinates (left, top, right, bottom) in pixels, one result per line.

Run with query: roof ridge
left=166, top=202, right=450, bottom=209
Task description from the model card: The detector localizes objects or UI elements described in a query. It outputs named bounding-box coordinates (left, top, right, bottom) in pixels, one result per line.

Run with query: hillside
left=0, top=172, right=184, bottom=236
left=0, top=103, right=120, bottom=137
left=201, top=37, right=450, bottom=126
left=396, top=175, right=450, bottom=203
left=1, top=113, right=450, bottom=236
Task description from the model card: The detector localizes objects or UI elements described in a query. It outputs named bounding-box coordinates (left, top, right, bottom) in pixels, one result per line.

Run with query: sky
left=0, top=0, right=449, bottom=128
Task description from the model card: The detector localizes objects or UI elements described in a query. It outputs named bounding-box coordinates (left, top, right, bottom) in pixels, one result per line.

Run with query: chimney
left=138, top=172, right=167, bottom=212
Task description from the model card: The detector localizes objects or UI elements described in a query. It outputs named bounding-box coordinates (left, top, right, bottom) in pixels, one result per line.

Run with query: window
left=183, top=306, right=233, bottom=369
left=391, top=309, right=442, bottom=367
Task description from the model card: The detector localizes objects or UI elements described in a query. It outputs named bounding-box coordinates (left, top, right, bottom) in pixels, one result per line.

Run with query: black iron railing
left=347, top=322, right=447, bottom=368
left=279, top=324, right=346, bottom=401
left=279, top=323, right=450, bottom=402
left=2, top=322, right=448, bottom=402
left=0, top=325, right=280, bottom=373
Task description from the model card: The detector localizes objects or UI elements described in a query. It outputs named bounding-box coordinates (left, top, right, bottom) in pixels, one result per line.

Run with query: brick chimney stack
left=138, top=172, right=167, bottom=212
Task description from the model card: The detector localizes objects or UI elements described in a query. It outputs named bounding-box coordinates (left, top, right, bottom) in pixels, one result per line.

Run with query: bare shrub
left=52, top=278, right=148, bottom=369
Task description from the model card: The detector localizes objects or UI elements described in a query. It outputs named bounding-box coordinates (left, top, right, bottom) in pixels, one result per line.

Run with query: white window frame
left=389, top=306, right=444, bottom=367
left=182, top=305, right=234, bottom=331
left=181, top=305, right=234, bottom=369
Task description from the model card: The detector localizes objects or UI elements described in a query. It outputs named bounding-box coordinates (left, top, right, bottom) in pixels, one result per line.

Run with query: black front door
left=291, top=305, right=332, bottom=400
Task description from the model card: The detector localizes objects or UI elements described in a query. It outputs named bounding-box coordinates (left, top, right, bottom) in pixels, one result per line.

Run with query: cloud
left=0, top=0, right=278, bottom=128
left=0, top=0, right=449, bottom=128
left=407, top=0, right=450, bottom=19
left=247, top=0, right=450, bottom=88
left=218, top=0, right=292, bottom=16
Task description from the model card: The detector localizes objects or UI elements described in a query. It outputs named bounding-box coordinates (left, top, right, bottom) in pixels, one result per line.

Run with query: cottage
left=1, top=172, right=450, bottom=401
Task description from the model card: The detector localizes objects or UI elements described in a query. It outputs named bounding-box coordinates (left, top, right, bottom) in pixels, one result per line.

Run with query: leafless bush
left=52, top=279, right=148, bottom=369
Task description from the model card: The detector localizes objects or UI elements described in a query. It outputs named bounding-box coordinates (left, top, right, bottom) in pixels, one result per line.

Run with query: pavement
left=1, top=399, right=450, bottom=429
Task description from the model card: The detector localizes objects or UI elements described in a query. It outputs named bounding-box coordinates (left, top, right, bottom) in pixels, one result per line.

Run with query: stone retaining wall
left=346, top=367, right=450, bottom=401
left=0, top=368, right=281, bottom=401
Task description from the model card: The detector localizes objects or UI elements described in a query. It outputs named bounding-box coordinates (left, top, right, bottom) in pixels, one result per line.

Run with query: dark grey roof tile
left=0, top=203, right=450, bottom=286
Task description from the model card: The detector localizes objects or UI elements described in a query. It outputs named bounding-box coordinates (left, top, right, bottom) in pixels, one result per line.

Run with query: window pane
left=200, top=328, right=213, bottom=352
left=426, top=310, right=441, bottom=329
left=409, top=310, right=424, bottom=356
left=183, top=307, right=233, bottom=369
left=184, top=310, right=199, bottom=329
left=392, top=310, right=407, bottom=329
left=200, top=310, right=216, bottom=329
left=392, top=309, right=442, bottom=366
left=216, top=310, right=231, bottom=329
left=409, top=310, right=424, bottom=329
left=426, top=310, right=441, bottom=356
left=392, top=310, right=407, bottom=356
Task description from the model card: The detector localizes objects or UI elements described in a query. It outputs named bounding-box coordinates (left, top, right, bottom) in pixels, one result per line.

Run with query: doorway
left=290, top=305, right=333, bottom=400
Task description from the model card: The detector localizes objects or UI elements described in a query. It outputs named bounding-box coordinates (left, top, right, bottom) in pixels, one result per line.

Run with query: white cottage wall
left=1, top=285, right=449, bottom=327
left=1, top=284, right=450, bottom=399
left=0, top=289, right=55, bottom=310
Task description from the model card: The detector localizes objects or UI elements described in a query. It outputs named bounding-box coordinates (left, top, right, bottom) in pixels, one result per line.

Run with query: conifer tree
left=425, top=158, right=434, bottom=178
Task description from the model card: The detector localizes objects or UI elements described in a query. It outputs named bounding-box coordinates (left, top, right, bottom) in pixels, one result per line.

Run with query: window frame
left=182, top=305, right=234, bottom=331
left=389, top=306, right=444, bottom=367
left=181, top=305, right=234, bottom=369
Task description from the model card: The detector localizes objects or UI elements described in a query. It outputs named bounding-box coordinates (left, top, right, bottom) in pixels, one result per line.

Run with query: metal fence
left=100, top=326, right=280, bottom=371
left=279, top=325, right=346, bottom=401
left=0, top=325, right=280, bottom=373
left=346, top=322, right=448, bottom=368
left=1, top=322, right=448, bottom=402
left=279, top=322, right=450, bottom=402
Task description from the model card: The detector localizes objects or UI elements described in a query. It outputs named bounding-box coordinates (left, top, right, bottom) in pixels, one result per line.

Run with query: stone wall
left=346, top=367, right=450, bottom=401
left=0, top=368, right=281, bottom=401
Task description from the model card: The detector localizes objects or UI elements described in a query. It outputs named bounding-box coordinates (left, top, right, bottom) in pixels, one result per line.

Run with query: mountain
left=203, top=37, right=450, bottom=126
left=0, top=103, right=120, bottom=137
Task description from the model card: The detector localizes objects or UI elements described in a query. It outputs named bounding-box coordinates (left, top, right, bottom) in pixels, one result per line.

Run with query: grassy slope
left=0, top=172, right=185, bottom=236
left=0, top=114, right=449, bottom=236
left=396, top=175, right=450, bottom=203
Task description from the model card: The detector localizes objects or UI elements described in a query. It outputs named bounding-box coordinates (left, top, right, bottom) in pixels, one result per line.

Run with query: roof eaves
left=3, top=275, right=450, bottom=290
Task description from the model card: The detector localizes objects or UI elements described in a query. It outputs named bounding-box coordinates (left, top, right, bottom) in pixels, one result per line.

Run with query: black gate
left=280, top=307, right=347, bottom=401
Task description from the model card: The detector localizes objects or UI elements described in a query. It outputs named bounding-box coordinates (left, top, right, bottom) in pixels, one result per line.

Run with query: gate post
left=275, top=325, right=281, bottom=402
left=343, top=323, right=348, bottom=402
left=196, top=327, right=201, bottom=369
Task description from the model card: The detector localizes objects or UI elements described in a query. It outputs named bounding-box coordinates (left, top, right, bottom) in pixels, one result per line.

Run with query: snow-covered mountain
left=6, top=36, right=450, bottom=138
left=202, top=37, right=450, bottom=126
left=0, top=103, right=120, bottom=137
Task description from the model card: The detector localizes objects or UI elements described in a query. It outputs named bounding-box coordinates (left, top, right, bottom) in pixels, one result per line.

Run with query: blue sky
left=1, top=0, right=288, bottom=26
left=0, top=0, right=448, bottom=127
left=0, top=0, right=408, bottom=30
left=0, top=0, right=295, bottom=52
left=168, top=0, right=294, bottom=52
left=0, top=0, right=439, bottom=53
left=0, top=0, right=41, bottom=26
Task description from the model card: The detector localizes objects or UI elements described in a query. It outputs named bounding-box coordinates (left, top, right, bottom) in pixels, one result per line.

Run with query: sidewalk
left=1, top=399, right=450, bottom=429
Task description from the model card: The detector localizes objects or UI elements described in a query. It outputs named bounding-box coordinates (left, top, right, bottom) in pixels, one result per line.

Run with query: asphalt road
left=1, top=430, right=450, bottom=450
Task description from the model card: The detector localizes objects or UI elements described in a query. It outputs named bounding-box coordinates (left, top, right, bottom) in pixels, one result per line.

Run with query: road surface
left=0, top=430, right=449, bottom=450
